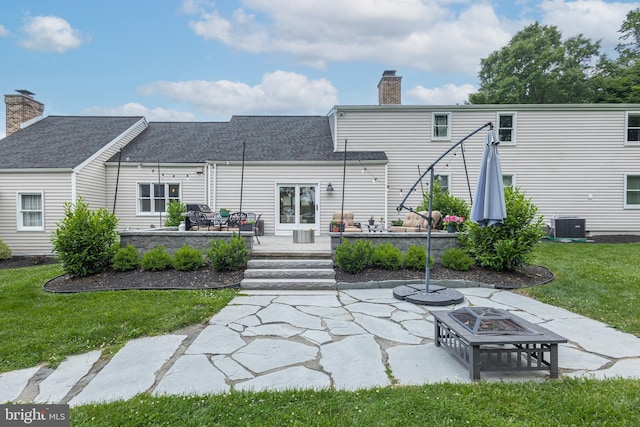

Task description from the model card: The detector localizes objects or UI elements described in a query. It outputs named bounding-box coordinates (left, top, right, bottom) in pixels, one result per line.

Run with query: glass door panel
left=276, top=183, right=318, bottom=234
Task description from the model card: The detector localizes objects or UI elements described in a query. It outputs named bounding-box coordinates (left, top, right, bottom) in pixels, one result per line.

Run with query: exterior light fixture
left=326, top=183, right=334, bottom=192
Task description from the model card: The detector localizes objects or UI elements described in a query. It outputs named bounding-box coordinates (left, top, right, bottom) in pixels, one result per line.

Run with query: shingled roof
left=117, top=116, right=387, bottom=163
left=0, top=116, right=144, bottom=169
left=0, top=115, right=386, bottom=169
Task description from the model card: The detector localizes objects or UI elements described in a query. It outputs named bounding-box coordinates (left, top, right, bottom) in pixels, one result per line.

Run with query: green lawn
left=3, top=241, right=640, bottom=426
left=0, top=264, right=236, bottom=373
left=523, top=241, right=640, bottom=335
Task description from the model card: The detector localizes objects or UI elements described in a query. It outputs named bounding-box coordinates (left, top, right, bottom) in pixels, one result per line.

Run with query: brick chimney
left=4, top=90, right=44, bottom=136
left=377, top=70, right=401, bottom=105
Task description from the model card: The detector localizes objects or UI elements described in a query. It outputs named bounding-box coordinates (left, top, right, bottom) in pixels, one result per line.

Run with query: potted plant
left=369, top=216, right=375, bottom=226
left=239, top=218, right=254, bottom=231
left=330, top=219, right=344, bottom=232
left=219, top=208, right=230, bottom=217
left=391, top=219, right=404, bottom=226
left=442, top=215, right=465, bottom=233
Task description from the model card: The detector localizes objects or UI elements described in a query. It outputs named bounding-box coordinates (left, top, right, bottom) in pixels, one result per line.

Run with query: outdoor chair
left=332, top=211, right=362, bottom=232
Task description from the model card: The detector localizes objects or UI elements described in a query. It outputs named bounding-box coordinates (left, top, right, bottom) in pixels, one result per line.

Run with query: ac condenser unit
left=551, top=217, right=586, bottom=239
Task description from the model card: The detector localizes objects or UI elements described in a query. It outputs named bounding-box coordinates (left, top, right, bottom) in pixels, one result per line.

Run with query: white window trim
left=625, top=111, right=640, bottom=146
left=431, top=112, right=451, bottom=141
left=136, top=182, right=181, bottom=215
left=624, top=173, right=640, bottom=209
left=503, top=173, right=516, bottom=188
left=497, top=112, right=517, bottom=145
left=16, top=191, right=45, bottom=231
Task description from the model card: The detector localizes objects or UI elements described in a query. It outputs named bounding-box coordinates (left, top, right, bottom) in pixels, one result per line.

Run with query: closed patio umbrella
left=471, top=129, right=506, bottom=226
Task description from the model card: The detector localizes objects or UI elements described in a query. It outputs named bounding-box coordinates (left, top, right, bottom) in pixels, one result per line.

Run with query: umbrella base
left=393, top=283, right=464, bottom=306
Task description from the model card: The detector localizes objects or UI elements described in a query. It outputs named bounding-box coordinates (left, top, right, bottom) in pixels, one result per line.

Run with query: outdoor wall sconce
left=196, top=167, right=204, bottom=174
left=326, top=183, right=334, bottom=192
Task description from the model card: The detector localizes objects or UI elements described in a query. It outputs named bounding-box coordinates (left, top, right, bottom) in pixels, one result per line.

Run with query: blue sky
left=1, top=0, right=639, bottom=138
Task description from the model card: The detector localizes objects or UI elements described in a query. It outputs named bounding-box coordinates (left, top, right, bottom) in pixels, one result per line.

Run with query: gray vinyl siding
left=0, top=171, right=72, bottom=255
left=77, top=119, right=148, bottom=209
left=211, top=162, right=387, bottom=235
left=333, top=105, right=640, bottom=234
left=105, top=164, right=208, bottom=231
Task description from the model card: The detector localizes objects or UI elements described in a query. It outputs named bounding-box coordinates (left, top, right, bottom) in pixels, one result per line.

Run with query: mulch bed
left=1, top=235, right=638, bottom=293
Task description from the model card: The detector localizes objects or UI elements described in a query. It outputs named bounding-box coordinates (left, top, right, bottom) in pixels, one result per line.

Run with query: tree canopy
left=468, top=9, right=640, bottom=104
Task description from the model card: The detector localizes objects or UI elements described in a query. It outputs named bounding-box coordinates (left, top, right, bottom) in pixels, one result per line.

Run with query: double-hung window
left=432, top=112, right=451, bottom=140
left=625, top=174, right=640, bottom=208
left=17, top=192, right=44, bottom=231
left=497, top=112, right=516, bottom=145
left=138, top=183, right=180, bottom=214
left=626, top=112, right=640, bottom=144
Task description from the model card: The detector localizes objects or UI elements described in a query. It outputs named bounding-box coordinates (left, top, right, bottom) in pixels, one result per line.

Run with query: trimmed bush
left=0, top=238, right=11, bottom=261
left=173, top=245, right=206, bottom=271
left=112, top=244, right=140, bottom=272
left=141, top=246, right=172, bottom=271
left=371, top=243, right=403, bottom=270
left=50, top=197, right=119, bottom=277
left=417, top=181, right=470, bottom=229
left=164, top=200, right=187, bottom=227
left=335, top=238, right=373, bottom=274
left=441, top=247, right=473, bottom=271
left=403, top=244, right=434, bottom=271
left=207, top=235, right=249, bottom=272
left=462, top=186, right=545, bottom=271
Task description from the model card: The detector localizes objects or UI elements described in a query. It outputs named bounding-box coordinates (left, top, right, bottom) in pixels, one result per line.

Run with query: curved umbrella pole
left=393, top=121, right=493, bottom=306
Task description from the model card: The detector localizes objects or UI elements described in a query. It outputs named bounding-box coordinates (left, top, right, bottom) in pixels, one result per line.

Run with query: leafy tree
left=51, top=197, right=119, bottom=277
left=593, top=8, right=640, bottom=103
left=469, top=22, right=601, bottom=104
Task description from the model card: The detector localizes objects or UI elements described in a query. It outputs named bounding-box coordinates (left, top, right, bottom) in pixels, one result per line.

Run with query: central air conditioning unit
left=551, top=217, right=586, bottom=239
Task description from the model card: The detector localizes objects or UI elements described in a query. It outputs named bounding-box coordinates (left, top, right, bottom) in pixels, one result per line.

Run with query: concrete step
left=247, top=259, right=334, bottom=270
left=240, top=278, right=336, bottom=290
left=244, top=268, right=335, bottom=279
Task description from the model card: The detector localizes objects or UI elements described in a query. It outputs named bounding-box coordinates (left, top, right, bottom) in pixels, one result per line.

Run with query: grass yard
left=0, top=264, right=236, bottom=373
left=523, top=241, right=640, bottom=336
left=2, top=240, right=640, bottom=426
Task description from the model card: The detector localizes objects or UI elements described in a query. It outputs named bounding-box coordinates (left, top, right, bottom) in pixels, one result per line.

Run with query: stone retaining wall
left=119, top=229, right=253, bottom=255
left=330, top=231, right=460, bottom=263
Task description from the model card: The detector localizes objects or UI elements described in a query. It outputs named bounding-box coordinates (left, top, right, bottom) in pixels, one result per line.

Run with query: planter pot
left=239, top=223, right=253, bottom=231
left=446, top=224, right=457, bottom=233
left=220, top=211, right=230, bottom=218
left=368, top=220, right=375, bottom=226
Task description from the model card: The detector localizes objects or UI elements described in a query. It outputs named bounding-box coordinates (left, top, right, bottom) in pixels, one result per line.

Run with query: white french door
left=276, top=183, right=319, bottom=234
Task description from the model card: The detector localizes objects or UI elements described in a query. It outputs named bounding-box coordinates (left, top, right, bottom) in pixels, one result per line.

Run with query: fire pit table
left=431, top=307, right=567, bottom=380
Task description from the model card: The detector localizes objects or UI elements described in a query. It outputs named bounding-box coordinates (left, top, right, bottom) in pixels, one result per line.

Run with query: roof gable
left=0, top=116, right=144, bottom=169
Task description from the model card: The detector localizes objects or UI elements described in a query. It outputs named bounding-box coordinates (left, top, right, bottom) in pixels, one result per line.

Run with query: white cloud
left=407, top=83, right=477, bottom=105
left=19, top=16, right=90, bottom=52
left=0, top=24, right=9, bottom=37
left=137, top=70, right=338, bottom=117
left=540, top=0, right=640, bottom=54
left=184, top=0, right=513, bottom=73
left=81, top=103, right=196, bottom=122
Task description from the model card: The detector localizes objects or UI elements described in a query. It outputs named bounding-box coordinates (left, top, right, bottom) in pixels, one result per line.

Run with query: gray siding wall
left=0, top=171, right=72, bottom=255
left=211, top=162, right=387, bottom=235
left=333, top=106, right=640, bottom=234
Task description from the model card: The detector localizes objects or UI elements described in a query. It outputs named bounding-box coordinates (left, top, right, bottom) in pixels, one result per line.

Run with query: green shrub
left=141, top=246, right=173, bottom=271
left=0, top=238, right=11, bottom=260
left=335, top=238, right=373, bottom=273
left=418, top=181, right=470, bottom=229
left=461, top=186, right=546, bottom=271
left=207, top=235, right=249, bottom=272
left=112, top=244, right=140, bottom=271
left=371, top=243, right=403, bottom=270
left=164, top=200, right=187, bottom=227
left=173, top=245, right=206, bottom=271
left=50, top=197, right=119, bottom=277
left=403, top=244, right=434, bottom=270
left=441, top=247, right=473, bottom=271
